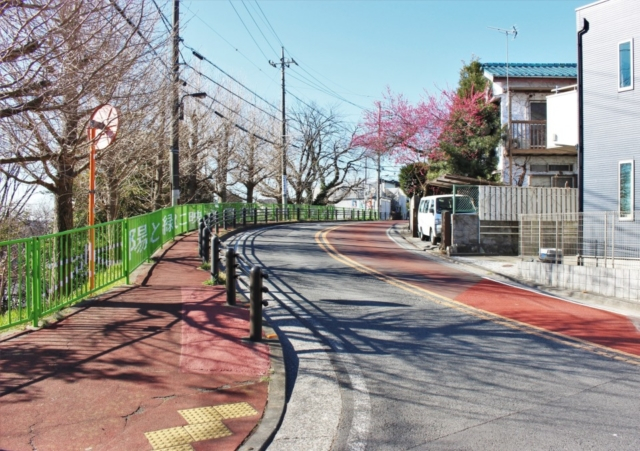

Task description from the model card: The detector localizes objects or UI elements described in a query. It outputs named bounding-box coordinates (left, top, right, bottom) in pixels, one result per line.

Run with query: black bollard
left=202, top=225, right=211, bottom=263
left=198, top=219, right=205, bottom=260
left=225, top=248, right=236, bottom=305
left=249, top=266, right=269, bottom=341
left=211, top=235, right=220, bottom=284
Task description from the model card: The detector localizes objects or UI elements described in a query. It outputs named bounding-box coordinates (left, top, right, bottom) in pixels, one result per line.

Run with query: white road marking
left=234, top=226, right=371, bottom=450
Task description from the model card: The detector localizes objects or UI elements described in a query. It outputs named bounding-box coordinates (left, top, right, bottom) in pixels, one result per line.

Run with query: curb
left=392, top=223, right=640, bottom=318
left=238, top=322, right=286, bottom=451
left=219, top=230, right=287, bottom=451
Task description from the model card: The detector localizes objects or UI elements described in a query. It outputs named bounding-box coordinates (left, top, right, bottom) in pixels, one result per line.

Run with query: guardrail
left=1, top=202, right=378, bottom=331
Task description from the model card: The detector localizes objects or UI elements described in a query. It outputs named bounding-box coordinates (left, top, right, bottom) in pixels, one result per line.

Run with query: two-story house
left=482, top=63, right=578, bottom=187
left=577, top=0, right=639, bottom=217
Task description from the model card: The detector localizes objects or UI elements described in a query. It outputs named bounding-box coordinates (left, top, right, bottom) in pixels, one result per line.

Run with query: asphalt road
left=232, top=222, right=640, bottom=450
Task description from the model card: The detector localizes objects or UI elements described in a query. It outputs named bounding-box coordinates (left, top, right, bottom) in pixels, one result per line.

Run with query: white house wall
left=577, top=0, right=640, bottom=213
left=547, top=90, right=578, bottom=148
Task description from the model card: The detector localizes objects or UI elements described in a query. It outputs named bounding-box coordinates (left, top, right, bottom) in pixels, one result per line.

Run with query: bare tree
left=0, top=164, right=37, bottom=240
left=230, top=110, right=278, bottom=203
left=0, top=0, right=162, bottom=231
left=286, top=102, right=364, bottom=205
left=199, top=88, right=243, bottom=203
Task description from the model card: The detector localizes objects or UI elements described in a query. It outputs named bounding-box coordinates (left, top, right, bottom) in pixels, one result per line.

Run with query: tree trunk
left=55, top=159, right=75, bottom=233
left=246, top=183, right=254, bottom=204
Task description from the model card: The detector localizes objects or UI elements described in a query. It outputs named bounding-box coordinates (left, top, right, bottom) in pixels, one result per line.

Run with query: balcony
left=509, top=120, right=546, bottom=151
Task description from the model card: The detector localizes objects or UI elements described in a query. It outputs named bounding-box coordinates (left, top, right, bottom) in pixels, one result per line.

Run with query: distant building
left=333, top=179, right=408, bottom=219
left=483, top=62, right=578, bottom=187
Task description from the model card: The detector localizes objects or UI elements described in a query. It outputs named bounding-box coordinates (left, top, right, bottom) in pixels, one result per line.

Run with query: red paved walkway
left=326, top=222, right=640, bottom=357
left=0, top=234, right=269, bottom=451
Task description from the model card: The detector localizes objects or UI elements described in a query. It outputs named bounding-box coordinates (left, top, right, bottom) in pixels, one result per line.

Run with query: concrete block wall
left=451, top=214, right=479, bottom=253
left=518, top=260, right=640, bottom=303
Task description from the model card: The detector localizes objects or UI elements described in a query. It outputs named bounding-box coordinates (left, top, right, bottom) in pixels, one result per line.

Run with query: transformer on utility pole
left=270, top=47, right=297, bottom=207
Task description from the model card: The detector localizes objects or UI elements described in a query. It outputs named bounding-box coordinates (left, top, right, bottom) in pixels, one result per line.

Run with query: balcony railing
left=510, top=120, right=546, bottom=150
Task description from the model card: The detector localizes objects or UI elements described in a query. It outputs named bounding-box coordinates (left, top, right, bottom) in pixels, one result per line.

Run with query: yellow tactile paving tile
left=145, top=402, right=259, bottom=449
left=213, top=402, right=258, bottom=419
left=145, top=427, right=193, bottom=449
left=183, top=421, right=232, bottom=441
left=157, top=445, right=194, bottom=451
left=178, top=406, right=223, bottom=424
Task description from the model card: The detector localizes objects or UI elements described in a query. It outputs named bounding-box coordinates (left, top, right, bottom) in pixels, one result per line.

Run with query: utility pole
left=377, top=103, right=382, bottom=217
left=170, top=0, right=180, bottom=206
left=489, top=25, right=517, bottom=185
left=270, top=47, right=297, bottom=207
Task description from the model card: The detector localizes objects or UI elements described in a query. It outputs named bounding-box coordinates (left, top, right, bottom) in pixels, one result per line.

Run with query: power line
left=185, top=89, right=279, bottom=146
left=183, top=62, right=280, bottom=123
left=287, top=49, right=375, bottom=100
left=182, top=43, right=280, bottom=113
left=181, top=76, right=279, bottom=142
left=227, top=0, right=271, bottom=62
left=241, top=0, right=279, bottom=57
left=153, top=3, right=281, bottom=118
left=151, top=0, right=172, bottom=32
left=181, top=2, right=279, bottom=88
left=251, top=0, right=283, bottom=47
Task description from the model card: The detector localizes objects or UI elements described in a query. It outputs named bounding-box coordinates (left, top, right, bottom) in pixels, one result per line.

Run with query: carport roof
left=428, top=174, right=503, bottom=189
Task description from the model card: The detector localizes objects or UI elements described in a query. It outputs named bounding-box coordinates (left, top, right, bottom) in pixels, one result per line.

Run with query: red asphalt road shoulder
left=325, top=221, right=640, bottom=357
left=0, top=233, right=269, bottom=451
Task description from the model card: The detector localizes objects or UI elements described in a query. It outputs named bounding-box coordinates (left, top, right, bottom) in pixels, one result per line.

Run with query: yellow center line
left=315, top=224, right=640, bottom=366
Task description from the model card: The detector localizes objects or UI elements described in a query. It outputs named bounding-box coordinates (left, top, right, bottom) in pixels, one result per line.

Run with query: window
left=619, top=160, right=634, bottom=220
left=548, top=164, right=573, bottom=172
left=530, top=164, right=548, bottom=173
left=529, top=175, right=552, bottom=187
left=619, top=40, right=634, bottom=91
left=530, top=102, right=547, bottom=121
left=530, top=164, right=573, bottom=173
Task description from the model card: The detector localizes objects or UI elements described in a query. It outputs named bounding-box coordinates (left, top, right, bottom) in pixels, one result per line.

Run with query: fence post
left=242, top=207, right=247, bottom=226
left=198, top=218, right=205, bottom=261
left=265, top=207, right=268, bottom=223
left=249, top=266, right=269, bottom=341
left=123, top=220, right=130, bottom=285
left=453, top=184, right=457, bottom=214
left=211, top=235, right=220, bottom=284
left=30, top=238, right=40, bottom=327
left=296, top=207, right=301, bottom=221
left=254, top=208, right=258, bottom=225
left=225, top=248, right=236, bottom=306
left=203, top=226, right=211, bottom=263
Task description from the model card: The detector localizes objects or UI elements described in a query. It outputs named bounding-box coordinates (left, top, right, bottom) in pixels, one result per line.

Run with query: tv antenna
left=489, top=25, right=518, bottom=184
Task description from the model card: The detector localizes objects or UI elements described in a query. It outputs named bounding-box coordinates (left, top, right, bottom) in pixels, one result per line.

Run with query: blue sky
left=175, top=0, right=588, bottom=178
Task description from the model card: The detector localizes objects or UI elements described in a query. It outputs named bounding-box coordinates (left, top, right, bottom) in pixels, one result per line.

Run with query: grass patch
left=199, top=261, right=211, bottom=270
left=203, top=271, right=225, bottom=286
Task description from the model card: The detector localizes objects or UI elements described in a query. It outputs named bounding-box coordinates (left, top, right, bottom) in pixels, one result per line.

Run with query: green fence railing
left=0, top=202, right=377, bottom=331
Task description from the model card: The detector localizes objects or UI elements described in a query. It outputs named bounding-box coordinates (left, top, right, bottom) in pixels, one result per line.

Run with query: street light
left=170, top=91, right=207, bottom=206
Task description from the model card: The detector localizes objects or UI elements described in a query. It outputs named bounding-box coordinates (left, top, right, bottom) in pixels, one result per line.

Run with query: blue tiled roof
left=482, top=63, right=577, bottom=78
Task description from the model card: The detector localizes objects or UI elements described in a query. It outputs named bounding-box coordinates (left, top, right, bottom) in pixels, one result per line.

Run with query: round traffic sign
left=88, top=104, right=119, bottom=150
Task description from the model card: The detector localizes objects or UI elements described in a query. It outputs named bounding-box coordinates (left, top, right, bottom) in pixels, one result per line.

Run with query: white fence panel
left=477, top=186, right=577, bottom=221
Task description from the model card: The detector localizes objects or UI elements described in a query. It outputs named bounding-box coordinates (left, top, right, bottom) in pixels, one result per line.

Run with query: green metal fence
left=0, top=202, right=376, bottom=331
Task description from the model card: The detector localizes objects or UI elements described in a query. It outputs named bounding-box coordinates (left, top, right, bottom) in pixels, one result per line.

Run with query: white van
left=417, top=194, right=476, bottom=244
